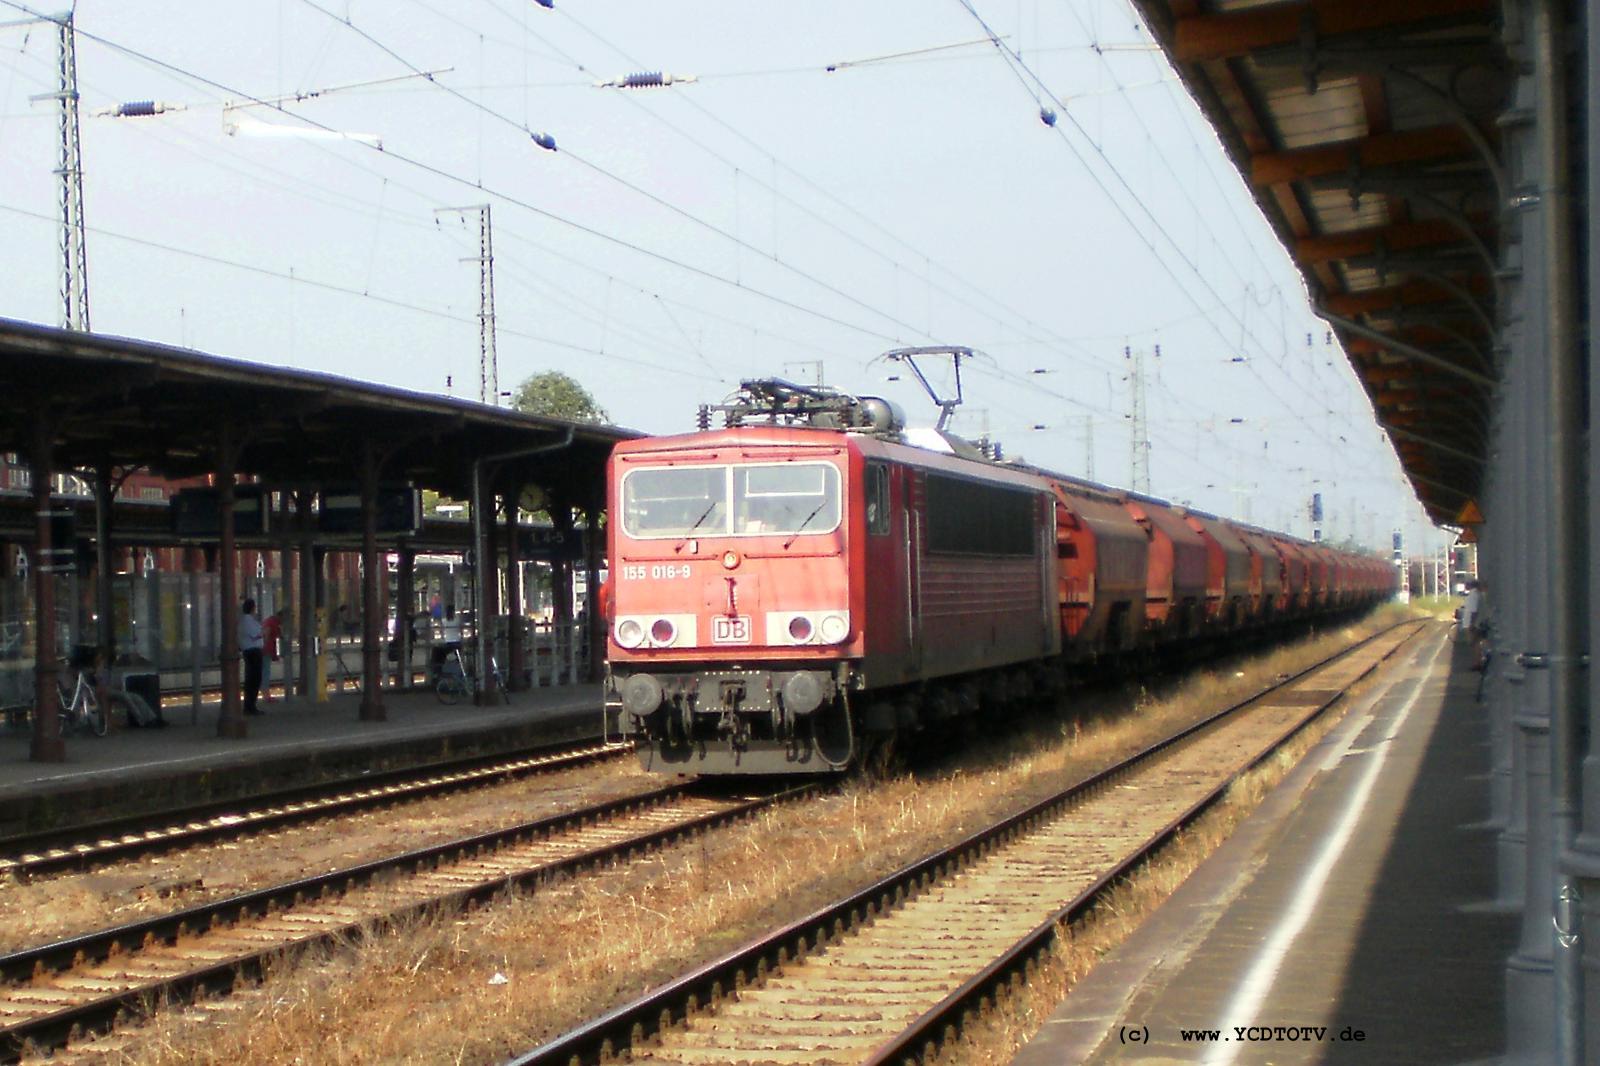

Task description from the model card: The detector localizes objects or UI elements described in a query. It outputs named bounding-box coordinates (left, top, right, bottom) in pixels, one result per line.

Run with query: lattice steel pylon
left=44, top=12, right=90, bottom=331
left=1125, top=346, right=1150, bottom=494
left=435, top=203, right=498, bottom=405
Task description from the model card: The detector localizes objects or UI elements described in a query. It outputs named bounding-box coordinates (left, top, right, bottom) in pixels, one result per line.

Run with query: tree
left=511, top=371, right=609, bottom=423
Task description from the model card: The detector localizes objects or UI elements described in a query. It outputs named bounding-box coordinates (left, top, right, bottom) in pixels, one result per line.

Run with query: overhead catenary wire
left=3, top=1, right=1414, bottom=531
left=0, top=0, right=928, bottom=353
left=295, top=0, right=942, bottom=353
left=953, top=0, right=1392, bottom=494
left=0, top=201, right=725, bottom=382
left=549, top=5, right=1127, bottom=376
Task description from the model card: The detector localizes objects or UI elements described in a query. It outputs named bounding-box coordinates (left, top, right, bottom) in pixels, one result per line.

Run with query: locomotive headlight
left=819, top=613, right=849, bottom=644
left=787, top=615, right=814, bottom=642
left=615, top=619, right=644, bottom=648
left=650, top=618, right=677, bottom=645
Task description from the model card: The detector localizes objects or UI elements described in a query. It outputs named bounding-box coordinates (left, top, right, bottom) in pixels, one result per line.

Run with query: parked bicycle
left=56, top=665, right=107, bottom=737
left=434, top=646, right=510, bottom=706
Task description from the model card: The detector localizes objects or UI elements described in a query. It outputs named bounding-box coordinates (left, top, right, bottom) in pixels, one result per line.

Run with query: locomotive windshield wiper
left=674, top=500, right=720, bottom=553
left=782, top=501, right=828, bottom=549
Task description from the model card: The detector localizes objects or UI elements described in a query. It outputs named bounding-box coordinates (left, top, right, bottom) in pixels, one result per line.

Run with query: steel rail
left=0, top=736, right=632, bottom=879
left=510, top=619, right=1425, bottom=1066
left=0, top=778, right=821, bottom=1061
left=865, top=621, right=1428, bottom=1065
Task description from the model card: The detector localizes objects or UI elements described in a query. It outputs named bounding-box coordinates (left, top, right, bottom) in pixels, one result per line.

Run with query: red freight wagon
left=1182, top=510, right=1254, bottom=630
left=1125, top=495, right=1209, bottom=640
left=1046, top=478, right=1147, bottom=657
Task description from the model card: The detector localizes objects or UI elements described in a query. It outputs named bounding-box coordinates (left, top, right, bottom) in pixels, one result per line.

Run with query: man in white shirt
left=239, top=598, right=265, bottom=716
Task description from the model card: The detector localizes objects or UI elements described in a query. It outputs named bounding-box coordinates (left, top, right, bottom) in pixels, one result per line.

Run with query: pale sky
left=0, top=0, right=1448, bottom=555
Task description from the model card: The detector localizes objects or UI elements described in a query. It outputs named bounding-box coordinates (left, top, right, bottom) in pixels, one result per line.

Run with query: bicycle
left=56, top=666, right=107, bottom=737
left=434, top=646, right=510, bottom=706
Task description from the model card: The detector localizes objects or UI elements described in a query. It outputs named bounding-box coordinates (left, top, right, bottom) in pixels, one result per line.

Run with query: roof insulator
left=95, top=100, right=183, bottom=118
left=531, top=131, right=557, bottom=151
left=595, top=71, right=699, bottom=89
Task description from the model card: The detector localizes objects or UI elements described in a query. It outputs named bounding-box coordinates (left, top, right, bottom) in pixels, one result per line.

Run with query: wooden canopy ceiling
left=1132, top=0, right=1505, bottom=524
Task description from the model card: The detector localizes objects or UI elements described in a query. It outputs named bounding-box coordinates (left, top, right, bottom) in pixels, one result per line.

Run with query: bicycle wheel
left=435, top=675, right=465, bottom=706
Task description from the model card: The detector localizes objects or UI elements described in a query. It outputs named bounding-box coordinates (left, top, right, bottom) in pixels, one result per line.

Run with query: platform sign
left=519, top=526, right=585, bottom=561
left=317, top=484, right=422, bottom=535
left=172, top=485, right=270, bottom=537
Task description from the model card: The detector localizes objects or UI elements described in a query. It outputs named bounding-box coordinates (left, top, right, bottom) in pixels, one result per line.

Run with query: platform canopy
left=1130, top=0, right=1503, bottom=525
left=0, top=317, right=636, bottom=504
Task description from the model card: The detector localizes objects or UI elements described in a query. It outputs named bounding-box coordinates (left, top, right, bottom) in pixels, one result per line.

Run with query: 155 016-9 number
left=621, top=564, right=692, bottom=580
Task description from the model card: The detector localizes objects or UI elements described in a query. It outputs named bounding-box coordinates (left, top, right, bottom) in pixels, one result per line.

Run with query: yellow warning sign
left=1455, top=499, right=1484, bottom=525
left=1459, top=526, right=1478, bottom=543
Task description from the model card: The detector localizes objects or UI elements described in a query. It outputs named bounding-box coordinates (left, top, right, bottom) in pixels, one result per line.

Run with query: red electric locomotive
left=607, top=380, right=1056, bottom=773
left=606, top=378, right=1394, bottom=775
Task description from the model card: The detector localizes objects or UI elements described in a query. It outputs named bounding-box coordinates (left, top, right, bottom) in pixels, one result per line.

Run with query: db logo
left=712, top=616, right=751, bottom=644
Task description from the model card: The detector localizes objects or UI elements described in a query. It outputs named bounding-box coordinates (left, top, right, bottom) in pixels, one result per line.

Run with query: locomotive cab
left=607, top=431, right=860, bottom=772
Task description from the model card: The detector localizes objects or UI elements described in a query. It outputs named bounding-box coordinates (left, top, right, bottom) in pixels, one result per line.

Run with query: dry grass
left=49, top=613, right=1415, bottom=1065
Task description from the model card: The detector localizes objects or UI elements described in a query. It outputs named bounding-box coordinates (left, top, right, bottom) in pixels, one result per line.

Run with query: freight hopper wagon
left=605, top=380, right=1394, bottom=775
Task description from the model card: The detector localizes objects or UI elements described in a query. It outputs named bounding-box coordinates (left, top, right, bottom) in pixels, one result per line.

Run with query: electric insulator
left=1039, top=106, right=1057, bottom=127
left=531, top=131, right=557, bottom=151
left=117, top=101, right=158, bottom=117
left=625, top=71, right=665, bottom=88
left=696, top=404, right=711, bottom=431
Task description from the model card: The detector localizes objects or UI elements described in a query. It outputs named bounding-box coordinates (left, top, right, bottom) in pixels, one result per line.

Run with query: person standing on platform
left=240, top=598, right=265, bottom=716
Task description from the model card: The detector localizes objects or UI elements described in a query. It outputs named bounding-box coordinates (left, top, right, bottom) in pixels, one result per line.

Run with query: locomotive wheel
left=858, top=734, right=902, bottom=779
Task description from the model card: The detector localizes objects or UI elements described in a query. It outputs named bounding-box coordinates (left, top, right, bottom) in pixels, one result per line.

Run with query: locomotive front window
left=733, top=463, right=840, bottom=536
left=621, top=466, right=730, bottom=537
left=621, top=462, right=841, bottom=539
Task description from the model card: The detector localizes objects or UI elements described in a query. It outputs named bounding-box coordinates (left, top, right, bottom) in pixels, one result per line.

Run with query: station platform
left=0, top=681, right=605, bottom=839
left=1015, top=625, right=1514, bottom=1065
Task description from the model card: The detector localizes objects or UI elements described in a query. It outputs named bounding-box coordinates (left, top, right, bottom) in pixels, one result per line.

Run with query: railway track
left=513, top=620, right=1428, bottom=1066
left=0, top=779, right=820, bottom=1061
left=0, top=737, right=631, bottom=880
